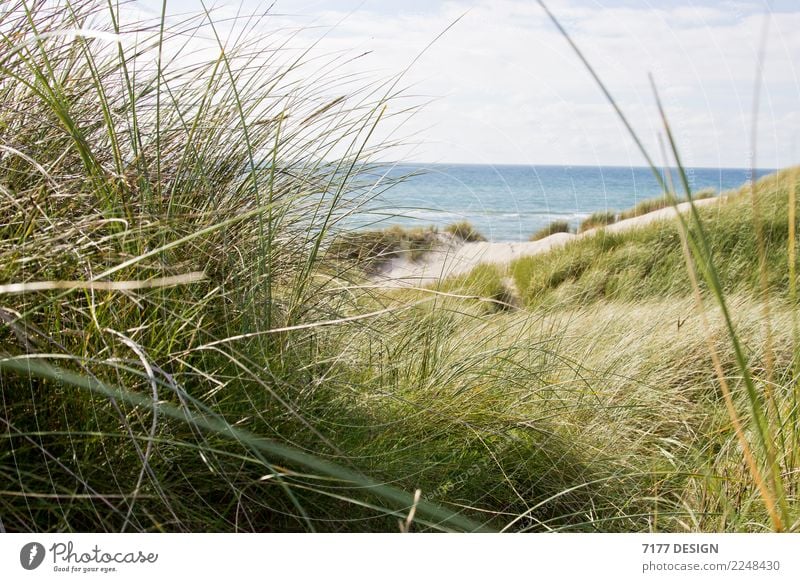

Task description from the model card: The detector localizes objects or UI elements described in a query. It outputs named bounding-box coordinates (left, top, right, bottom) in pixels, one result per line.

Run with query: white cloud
left=134, top=0, right=800, bottom=167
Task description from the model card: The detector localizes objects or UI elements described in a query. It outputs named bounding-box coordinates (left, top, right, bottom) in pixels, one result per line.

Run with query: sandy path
left=372, top=196, right=723, bottom=287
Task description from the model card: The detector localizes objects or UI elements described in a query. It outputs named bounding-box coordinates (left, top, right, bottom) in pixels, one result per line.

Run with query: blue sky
left=136, top=0, right=800, bottom=168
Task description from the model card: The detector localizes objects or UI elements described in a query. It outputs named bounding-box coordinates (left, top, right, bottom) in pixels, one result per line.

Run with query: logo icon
left=20, top=542, right=46, bottom=570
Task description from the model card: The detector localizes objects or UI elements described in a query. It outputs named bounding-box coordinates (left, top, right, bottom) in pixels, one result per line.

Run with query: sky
left=135, top=0, right=800, bottom=168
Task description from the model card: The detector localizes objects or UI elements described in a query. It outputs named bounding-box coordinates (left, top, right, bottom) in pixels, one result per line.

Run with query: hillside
left=429, top=170, right=797, bottom=313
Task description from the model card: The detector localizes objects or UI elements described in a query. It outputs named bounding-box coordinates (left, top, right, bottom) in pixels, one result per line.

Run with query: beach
left=372, top=195, right=724, bottom=286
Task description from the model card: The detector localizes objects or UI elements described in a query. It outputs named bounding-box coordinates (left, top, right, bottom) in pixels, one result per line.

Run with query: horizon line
left=375, top=161, right=782, bottom=171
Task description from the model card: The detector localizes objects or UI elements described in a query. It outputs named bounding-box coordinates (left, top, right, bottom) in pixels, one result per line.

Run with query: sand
left=371, top=196, right=723, bottom=287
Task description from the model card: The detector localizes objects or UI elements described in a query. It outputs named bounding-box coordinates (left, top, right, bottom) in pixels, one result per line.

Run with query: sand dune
left=372, top=196, right=723, bottom=287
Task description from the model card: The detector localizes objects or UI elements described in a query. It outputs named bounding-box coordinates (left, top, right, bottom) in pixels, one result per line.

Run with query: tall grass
left=0, top=0, right=485, bottom=532
left=329, top=225, right=440, bottom=267
left=511, top=176, right=790, bottom=308
left=536, top=0, right=797, bottom=531
left=618, top=188, right=716, bottom=221
left=2, top=0, right=798, bottom=534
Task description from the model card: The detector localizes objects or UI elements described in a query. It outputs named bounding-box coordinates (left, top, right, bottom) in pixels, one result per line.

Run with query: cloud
left=136, top=0, right=800, bottom=168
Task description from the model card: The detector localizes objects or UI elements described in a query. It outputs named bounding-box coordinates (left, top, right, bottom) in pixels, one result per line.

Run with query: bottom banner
left=1, top=533, right=797, bottom=581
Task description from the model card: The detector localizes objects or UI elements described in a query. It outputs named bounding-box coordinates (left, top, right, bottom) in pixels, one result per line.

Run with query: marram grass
left=1, top=0, right=799, bottom=533
left=529, top=219, right=571, bottom=241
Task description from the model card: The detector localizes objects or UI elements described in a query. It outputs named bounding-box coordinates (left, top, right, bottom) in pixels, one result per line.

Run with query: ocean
left=351, top=164, right=775, bottom=242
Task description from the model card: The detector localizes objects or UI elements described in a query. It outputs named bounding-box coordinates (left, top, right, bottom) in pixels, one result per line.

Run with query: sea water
left=349, top=164, right=774, bottom=242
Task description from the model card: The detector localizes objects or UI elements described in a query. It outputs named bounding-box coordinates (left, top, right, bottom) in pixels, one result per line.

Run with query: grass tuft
left=530, top=219, right=572, bottom=241
left=445, top=220, right=487, bottom=242
left=578, top=211, right=618, bottom=233
left=619, top=188, right=717, bottom=221
left=329, top=225, right=439, bottom=268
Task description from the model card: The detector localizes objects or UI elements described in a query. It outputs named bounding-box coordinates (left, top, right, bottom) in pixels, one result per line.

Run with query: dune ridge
left=372, top=196, right=723, bottom=287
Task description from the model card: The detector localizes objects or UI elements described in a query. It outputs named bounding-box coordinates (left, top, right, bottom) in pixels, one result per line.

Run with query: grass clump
left=619, top=188, right=717, bottom=221
left=329, top=225, right=439, bottom=268
left=693, top=187, right=717, bottom=200
left=435, top=263, right=519, bottom=312
left=530, top=219, right=572, bottom=241
left=0, top=0, right=483, bottom=533
left=578, top=211, right=617, bottom=232
left=619, top=197, right=672, bottom=220
left=445, top=220, right=487, bottom=242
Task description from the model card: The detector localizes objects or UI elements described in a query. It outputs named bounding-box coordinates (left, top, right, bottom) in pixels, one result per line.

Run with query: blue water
left=350, top=164, right=775, bottom=242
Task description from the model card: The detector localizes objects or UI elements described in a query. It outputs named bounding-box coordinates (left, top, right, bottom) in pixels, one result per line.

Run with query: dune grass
left=619, top=188, right=717, bottom=221
left=529, top=219, right=572, bottom=241
left=618, top=196, right=672, bottom=221
left=400, top=168, right=800, bottom=531
left=578, top=211, right=617, bottom=233
left=2, top=0, right=799, bottom=534
left=445, top=220, right=487, bottom=242
left=511, top=170, right=789, bottom=309
left=0, top=0, right=485, bottom=533
left=329, top=219, right=487, bottom=270
left=328, top=220, right=488, bottom=271
left=329, top=225, right=439, bottom=268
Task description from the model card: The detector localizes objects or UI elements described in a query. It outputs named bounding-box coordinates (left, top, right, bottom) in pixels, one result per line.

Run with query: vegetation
left=693, top=187, right=717, bottom=200
left=529, top=219, right=572, bottom=241
left=329, top=219, right=488, bottom=269
left=428, top=169, right=800, bottom=532
left=510, top=176, right=784, bottom=309
left=0, top=0, right=479, bottom=533
left=618, top=196, right=671, bottom=221
left=619, top=188, right=717, bottom=221
left=329, top=225, right=439, bottom=268
left=445, top=220, right=487, bottom=242
left=2, top=0, right=799, bottom=535
left=578, top=210, right=617, bottom=232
